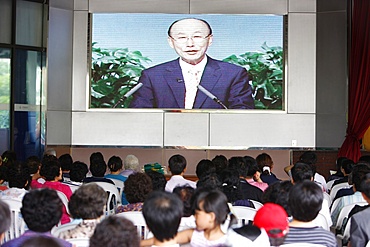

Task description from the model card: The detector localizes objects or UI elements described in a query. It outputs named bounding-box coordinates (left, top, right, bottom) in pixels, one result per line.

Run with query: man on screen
left=130, top=18, right=254, bottom=109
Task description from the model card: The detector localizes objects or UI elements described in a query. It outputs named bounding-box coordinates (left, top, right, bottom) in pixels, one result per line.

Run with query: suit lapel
left=193, top=58, right=222, bottom=108
left=165, top=59, right=185, bottom=108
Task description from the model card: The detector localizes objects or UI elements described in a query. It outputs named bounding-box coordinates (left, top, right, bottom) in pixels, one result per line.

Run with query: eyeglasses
left=170, top=34, right=211, bottom=44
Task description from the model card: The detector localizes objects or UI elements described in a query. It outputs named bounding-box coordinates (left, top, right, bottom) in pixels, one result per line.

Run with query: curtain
left=338, top=0, right=370, bottom=162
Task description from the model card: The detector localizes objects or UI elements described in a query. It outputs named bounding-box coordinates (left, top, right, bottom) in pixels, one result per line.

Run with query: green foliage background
left=90, top=42, right=283, bottom=109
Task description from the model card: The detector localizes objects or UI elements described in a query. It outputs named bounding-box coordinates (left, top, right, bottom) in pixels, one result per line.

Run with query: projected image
left=91, top=14, right=284, bottom=110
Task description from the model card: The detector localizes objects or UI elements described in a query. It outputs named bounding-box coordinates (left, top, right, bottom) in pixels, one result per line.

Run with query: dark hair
left=69, top=161, right=89, bottom=182
left=168, top=154, right=187, bottom=175
left=341, top=159, right=354, bottom=174
left=124, top=173, right=153, bottom=203
left=39, top=157, right=61, bottom=181
left=194, top=189, right=235, bottom=226
left=361, top=173, right=370, bottom=199
left=0, top=200, right=11, bottom=234
left=212, top=155, right=228, bottom=175
left=0, top=165, right=8, bottom=182
left=352, top=162, right=370, bottom=192
left=58, top=153, right=73, bottom=171
left=299, top=151, right=317, bottom=165
left=25, top=156, right=41, bottom=174
left=244, top=156, right=260, bottom=177
left=145, top=170, right=167, bottom=191
left=89, top=160, right=107, bottom=177
left=228, top=156, right=247, bottom=177
left=7, top=161, right=30, bottom=189
left=256, top=153, right=273, bottom=175
left=196, top=172, right=221, bottom=190
left=291, top=162, right=313, bottom=183
left=90, top=216, right=139, bottom=247
left=173, top=185, right=195, bottom=217
left=220, top=169, right=243, bottom=203
left=143, top=191, right=183, bottom=242
left=167, top=18, right=212, bottom=37
left=262, top=180, right=293, bottom=216
left=90, top=152, right=105, bottom=165
left=196, top=159, right=215, bottom=179
left=359, top=155, right=370, bottom=163
left=289, top=181, right=323, bottom=222
left=69, top=183, right=107, bottom=219
left=20, top=236, right=63, bottom=247
left=1, top=150, right=17, bottom=166
left=107, top=156, right=123, bottom=172
left=21, top=188, right=63, bottom=232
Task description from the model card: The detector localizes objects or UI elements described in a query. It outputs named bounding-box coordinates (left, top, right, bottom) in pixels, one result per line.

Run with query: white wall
left=47, top=0, right=347, bottom=149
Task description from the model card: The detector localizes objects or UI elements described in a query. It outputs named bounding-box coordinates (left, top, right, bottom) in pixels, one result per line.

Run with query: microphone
left=113, top=83, right=143, bottom=108
left=197, top=85, right=228, bottom=109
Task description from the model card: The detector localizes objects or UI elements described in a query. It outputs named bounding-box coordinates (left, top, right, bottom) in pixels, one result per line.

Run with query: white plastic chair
left=312, top=212, right=330, bottom=231
left=327, top=179, right=338, bottom=192
left=323, top=192, right=332, bottom=206
left=92, top=182, right=121, bottom=215
left=231, top=206, right=257, bottom=226
left=65, top=238, right=90, bottom=247
left=250, top=200, right=263, bottom=210
left=2, top=199, right=27, bottom=242
left=51, top=220, right=80, bottom=237
left=56, top=190, right=71, bottom=215
left=330, top=182, right=350, bottom=202
left=116, top=211, right=150, bottom=239
left=334, top=202, right=367, bottom=231
left=336, top=218, right=351, bottom=247
left=108, top=178, right=125, bottom=199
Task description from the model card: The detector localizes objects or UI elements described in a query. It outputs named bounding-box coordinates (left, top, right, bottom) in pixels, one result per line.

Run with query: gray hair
left=124, top=155, right=140, bottom=171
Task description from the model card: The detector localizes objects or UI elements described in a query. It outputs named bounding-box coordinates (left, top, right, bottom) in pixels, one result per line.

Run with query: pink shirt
left=246, top=178, right=268, bottom=191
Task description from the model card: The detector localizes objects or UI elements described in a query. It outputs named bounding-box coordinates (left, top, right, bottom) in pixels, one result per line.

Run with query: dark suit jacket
left=130, top=57, right=254, bottom=109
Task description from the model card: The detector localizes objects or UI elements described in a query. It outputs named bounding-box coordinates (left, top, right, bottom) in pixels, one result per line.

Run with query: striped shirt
left=283, top=226, right=337, bottom=247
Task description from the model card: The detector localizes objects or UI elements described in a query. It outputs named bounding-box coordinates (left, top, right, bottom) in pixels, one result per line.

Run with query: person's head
left=351, top=162, right=370, bottom=192
left=173, top=185, right=195, bottom=217
left=212, top=155, right=228, bottom=175
left=220, top=168, right=242, bottom=203
left=39, top=157, right=62, bottom=181
left=68, top=183, right=107, bottom=220
left=25, top=156, right=41, bottom=175
left=168, top=154, right=187, bottom=175
left=107, top=155, right=123, bottom=173
left=89, top=158, right=107, bottom=177
left=0, top=200, right=11, bottom=241
left=256, top=153, right=274, bottom=175
left=143, top=191, right=183, bottom=242
left=123, top=154, right=140, bottom=172
left=145, top=170, right=167, bottom=191
left=196, top=172, right=221, bottom=190
left=341, top=158, right=354, bottom=175
left=291, top=162, right=313, bottom=183
left=124, top=173, right=153, bottom=203
left=289, top=180, right=323, bottom=222
left=262, top=180, right=293, bottom=216
left=335, top=157, right=348, bottom=176
left=244, top=156, right=260, bottom=177
left=1, top=150, right=17, bottom=166
left=360, top=173, right=370, bottom=202
left=167, top=18, right=213, bottom=65
left=21, top=188, right=63, bottom=232
left=69, top=161, right=89, bottom=182
left=20, top=236, right=63, bottom=247
left=43, top=148, right=56, bottom=157
left=90, top=216, right=140, bottom=247
left=228, top=156, right=247, bottom=178
left=359, top=155, right=370, bottom=163
left=7, top=161, right=30, bottom=189
left=195, top=159, right=215, bottom=180
left=58, top=153, right=73, bottom=172
left=253, top=203, right=289, bottom=246
left=299, top=151, right=317, bottom=165
left=193, top=189, right=234, bottom=230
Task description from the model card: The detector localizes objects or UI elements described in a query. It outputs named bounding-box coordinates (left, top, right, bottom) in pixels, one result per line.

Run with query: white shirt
left=165, top=175, right=196, bottom=192
left=314, top=173, right=328, bottom=192
left=180, top=57, right=207, bottom=109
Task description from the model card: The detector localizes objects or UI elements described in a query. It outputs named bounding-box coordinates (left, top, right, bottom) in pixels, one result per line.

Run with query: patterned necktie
left=185, top=68, right=200, bottom=109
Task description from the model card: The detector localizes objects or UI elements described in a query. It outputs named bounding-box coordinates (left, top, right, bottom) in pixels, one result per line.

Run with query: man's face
left=168, top=19, right=213, bottom=65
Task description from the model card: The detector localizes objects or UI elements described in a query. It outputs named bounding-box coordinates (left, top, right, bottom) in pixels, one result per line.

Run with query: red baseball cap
left=253, top=203, right=289, bottom=238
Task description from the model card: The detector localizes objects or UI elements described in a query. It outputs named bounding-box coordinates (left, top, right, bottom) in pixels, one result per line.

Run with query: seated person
left=120, top=154, right=140, bottom=178
left=256, top=153, right=280, bottom=185
left=283, top=181, right=336, bottom=247
left=173, top=185, right=196, bottom=231
left=0, top=199, right=11, bottom=242
left=244, top=156, right=268, bottom=191
left=212, top=155, right=228, bottom=176
left=25, top=156, right=41, bottom=183
left=58, top=183, right=107, bottom=240
left=37, top=156, right=72, bottom=224
left=116, top=173, right=153, bottom=213
left=62, top=161, right=89, bottom=192
left=1, top=161, right=30, bottom=202
left=2, top=188, right=72, bottom=247
left=331, top=158, right=354, bottom=187
left=83, top=152, right=114, bottom=185
left=89, top=216, right=139, bottom=247
left=145, top=170, right=167, bottom=191
left=142, top=191, right=183, bottom=246
left=104, top=155, right=127, bottom=183
left=262, top=180, right=293, bottom=217
left=58, top=154, right=73, bottom=181
left=226, top=223, right=270, bottom=247
left=165, top=155, right=196, bottom=192
left=195, top=159, right=216, bottom=181
left=20, top=236, right=63, bottom=247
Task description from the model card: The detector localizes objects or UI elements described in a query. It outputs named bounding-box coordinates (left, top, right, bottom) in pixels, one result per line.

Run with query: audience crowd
left=0, top=149, right=370, bottom=247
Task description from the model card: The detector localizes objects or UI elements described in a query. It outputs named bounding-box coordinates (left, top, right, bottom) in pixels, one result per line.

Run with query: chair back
left=65, top=238, right=90, bottom=247
left=116, top=211, right=149, bottom=239
left=312, top=212, right=330, bottom=231
left=109, top=178, right=125, bottom=198
left=335, top=202, right=367, bottom=231
left=2, top=199, right=27, bottom=243
left=330, top=182, right=350, bottom=202
left=323, top=192, right=331, bottom=206
left=231, top=206, right=257, bottom=226
left=51, top=220, right=80, bottom=237
left=92, top=182, right=121, bottom=215
left=250, top=200, right=263, bottom=210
